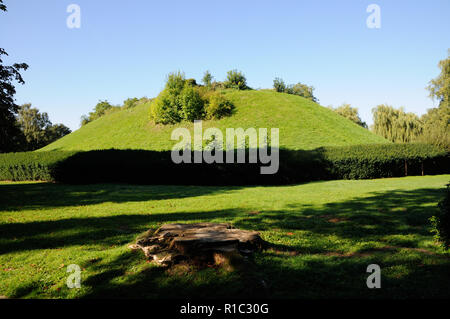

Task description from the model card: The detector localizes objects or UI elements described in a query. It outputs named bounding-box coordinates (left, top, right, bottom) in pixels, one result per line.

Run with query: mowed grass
left=0, top=175, right=449, bottom=299
left=40, top=90, right=387, bottom=152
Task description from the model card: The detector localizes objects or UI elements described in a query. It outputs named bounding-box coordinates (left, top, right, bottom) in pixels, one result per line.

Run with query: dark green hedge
left=0, top=144, right=448, bottom=185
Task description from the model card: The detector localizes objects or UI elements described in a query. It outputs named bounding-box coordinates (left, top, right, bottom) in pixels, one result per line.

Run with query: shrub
left=430, top=184, right=450, bottom=249
left=149, top=90, right=182, bottom=124
left=185, top=78, right=197, bottom=87
left=123, top=97, right=139, bottom=109
left=273, top=78, right=286, bottom=93
left=180, top=85, right=204, bottom=121
left=224, top=70, right=249, bottom=90
left=211, top=81, right=225, bottom=90
left=165, top=71, right=186, bottom=96
left=80, top=100, right=121, bottom=126
left=273, top=79, right=318, bottom=102
left=205, top=92, right=234, bottom=119
left=150, top=72, right=235, bottom=124
left=287, top=83, right=318, bottom=102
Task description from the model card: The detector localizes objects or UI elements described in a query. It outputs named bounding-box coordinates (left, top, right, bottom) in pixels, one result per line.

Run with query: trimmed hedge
left=321, top=143, right=449, bottom=179
left=0, top=151, right=75, bottom=182
left=0, top=144, right=448, bottom=185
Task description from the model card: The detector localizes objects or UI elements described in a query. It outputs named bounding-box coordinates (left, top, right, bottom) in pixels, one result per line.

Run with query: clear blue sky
left=1, top=0, right=449, bottom=131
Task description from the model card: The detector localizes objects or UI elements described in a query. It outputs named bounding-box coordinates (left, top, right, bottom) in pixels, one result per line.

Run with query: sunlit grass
left=0, top=175, right=449, bottom=299
left=39, top=90, right=387, bottom=152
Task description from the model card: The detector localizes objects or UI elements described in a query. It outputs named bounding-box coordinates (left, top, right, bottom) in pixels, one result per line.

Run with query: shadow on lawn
left=76, top=248, right=450, bottom=299
left=233, top=187, right=446, bottom=246
left=3, top=184, right=450, bottom=298
left=0, top=209, right=245, bottom=254
left=0, top=183, right=242, bottom=211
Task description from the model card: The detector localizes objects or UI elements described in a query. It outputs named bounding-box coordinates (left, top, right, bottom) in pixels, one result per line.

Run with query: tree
left=417, top=105, right=450, bottom=150
left=332, top=104, right=367, bottom=128
left=273, top=78, right=286, bottom=93
left=371, top=104, right=422, bottom=143
left=17, top=103, right=71, bottom=150
left=45, top=123, right=71, bottom=145
left=17, top=103, right=51, bottom=149
left=202, top=71, right=213, bottom=88
left=428, top=51, right=450, bottom=109
left=0, top=1, right=29, bottom=152
left=421, top=51, right=450, bottom=150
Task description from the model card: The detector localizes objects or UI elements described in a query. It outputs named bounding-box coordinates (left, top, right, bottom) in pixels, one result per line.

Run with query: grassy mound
left=40, top=90, right=388, bottom=152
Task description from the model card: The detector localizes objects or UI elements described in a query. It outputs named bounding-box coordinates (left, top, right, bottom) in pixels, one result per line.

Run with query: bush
left=149, top=90, right=182, bottom=124
left=81, top=100, right=121, bottom=126
left=150, top=72, right=235, bottom=124
left=180, top=85, right=204, bottom=121
left=123, top=98, right=139, bottom=109
left=272, top=78, right=318, bottom=102
left=430, top=184, right=450, bottom=249
left=224, top=70, right=249, bottom=90
left=210, top=81, right=225, bottom=91
left=165, top=71, right=186, bottom=96
left=205, top=92, right=234, bottom=119
left=286, top=83, right=318, bottom=102
left=273, top=78, right=286, bottom=93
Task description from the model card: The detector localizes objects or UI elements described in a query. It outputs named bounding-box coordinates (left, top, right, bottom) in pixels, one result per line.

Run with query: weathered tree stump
left=129, top=223, right=265, bottom=268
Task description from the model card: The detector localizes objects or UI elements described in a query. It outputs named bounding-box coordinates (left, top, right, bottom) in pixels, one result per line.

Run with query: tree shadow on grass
left=79, top=185, right=450, bottom=299
left=76, top=243, right=450, bottom=299
left=234, top=187, right=446, bottom=243
left=0, top=209, right=245, bottom=254
left=0, top=183, right=242, bottom=211
left=4, top=185, right=450, bottom=298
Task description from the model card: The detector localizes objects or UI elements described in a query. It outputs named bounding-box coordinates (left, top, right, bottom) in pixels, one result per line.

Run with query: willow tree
left=371, top=104, right=422, bottom=143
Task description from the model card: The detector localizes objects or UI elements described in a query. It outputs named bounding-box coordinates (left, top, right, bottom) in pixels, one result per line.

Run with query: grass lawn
left=0, top=175, right=449, bottom=299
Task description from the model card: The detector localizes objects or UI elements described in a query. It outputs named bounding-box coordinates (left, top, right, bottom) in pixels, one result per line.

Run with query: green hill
left=40, top=90, right=388, bottom=152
